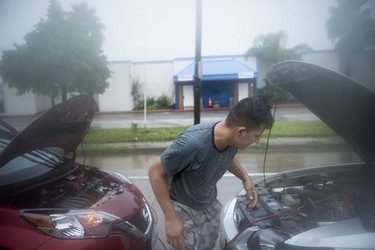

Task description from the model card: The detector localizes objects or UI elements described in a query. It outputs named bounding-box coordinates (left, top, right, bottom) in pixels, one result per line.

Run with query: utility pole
left=143, top=0, right=147, bottom=122
left=193, top=0, right=202, bottom=124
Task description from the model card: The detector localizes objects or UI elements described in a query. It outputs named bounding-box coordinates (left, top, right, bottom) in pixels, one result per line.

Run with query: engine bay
left=3, top=165, right=126, bottom=209
left=233, top=165, right=375, bottom=248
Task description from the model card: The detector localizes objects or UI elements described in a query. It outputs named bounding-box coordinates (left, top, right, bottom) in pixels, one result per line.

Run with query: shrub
left=156, top=93, right=171, bottom=109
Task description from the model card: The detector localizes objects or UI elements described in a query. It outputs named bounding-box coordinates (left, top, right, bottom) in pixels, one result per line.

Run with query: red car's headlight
left=20, top=209, right=120, bottom=239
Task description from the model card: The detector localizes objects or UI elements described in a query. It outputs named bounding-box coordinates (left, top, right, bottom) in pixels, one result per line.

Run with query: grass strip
left=83, top=120, right=334, bottom=144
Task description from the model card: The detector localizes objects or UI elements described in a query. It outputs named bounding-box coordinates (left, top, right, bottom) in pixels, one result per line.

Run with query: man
left=148, top=97, right=274, bottom=250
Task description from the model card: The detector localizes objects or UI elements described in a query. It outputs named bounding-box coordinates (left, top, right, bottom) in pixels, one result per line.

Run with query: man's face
left=235, top=127, right=265, bottom=150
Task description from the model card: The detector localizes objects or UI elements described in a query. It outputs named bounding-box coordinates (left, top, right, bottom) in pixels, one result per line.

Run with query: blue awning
left=173, top=58, right=259, bottom=82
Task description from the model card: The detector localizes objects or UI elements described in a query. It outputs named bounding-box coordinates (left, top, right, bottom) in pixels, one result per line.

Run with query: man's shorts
left=168, top=199, right=222, bottom=250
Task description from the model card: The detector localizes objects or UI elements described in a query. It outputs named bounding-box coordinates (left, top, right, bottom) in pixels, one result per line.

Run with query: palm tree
left=245, top=31, right=311, bottom=103
left=245, top=31, right=311, bottom=64
left=326, top=0, right=375, bottom=76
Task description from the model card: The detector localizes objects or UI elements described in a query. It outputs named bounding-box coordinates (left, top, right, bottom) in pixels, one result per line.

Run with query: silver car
left=220, top=61, right=375, bottom=250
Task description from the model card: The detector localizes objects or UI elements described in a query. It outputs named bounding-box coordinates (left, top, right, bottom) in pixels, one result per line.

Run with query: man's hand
left=243, top=176, right=258, bottom=208
left=149, top=159, right=188, bottom=249
left=165, top=216, right=188, bottom=250
left=228, top=159, right=259, bottom=207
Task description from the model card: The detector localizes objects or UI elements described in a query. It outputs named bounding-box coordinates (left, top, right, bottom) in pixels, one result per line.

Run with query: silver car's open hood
left=0, top=95, right=97, bottom=167
left=266, top=60, right=375, bottom=164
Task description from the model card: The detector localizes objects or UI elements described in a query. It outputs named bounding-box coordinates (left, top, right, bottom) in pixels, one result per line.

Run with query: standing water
left=77, top=146, right=360, bottom=177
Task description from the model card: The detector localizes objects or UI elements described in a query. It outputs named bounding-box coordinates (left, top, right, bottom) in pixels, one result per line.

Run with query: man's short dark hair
left=225, top=97, right=274, bottom=130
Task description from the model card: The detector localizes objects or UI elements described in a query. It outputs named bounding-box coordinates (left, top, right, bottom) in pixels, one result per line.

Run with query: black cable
left=262, top=103, right=278, bottom=185
left=80, top=141, right=86, bottom=166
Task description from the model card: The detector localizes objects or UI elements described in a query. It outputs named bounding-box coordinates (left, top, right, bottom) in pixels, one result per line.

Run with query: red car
left=0, top=95, right=164, bottom=249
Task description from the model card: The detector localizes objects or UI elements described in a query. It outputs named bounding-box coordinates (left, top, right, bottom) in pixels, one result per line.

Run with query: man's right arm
left=148, top=158, right=188, bottom=250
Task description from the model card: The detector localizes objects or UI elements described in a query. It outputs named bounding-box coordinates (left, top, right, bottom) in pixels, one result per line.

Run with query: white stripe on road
left=128, top=172, right=278, bottom=180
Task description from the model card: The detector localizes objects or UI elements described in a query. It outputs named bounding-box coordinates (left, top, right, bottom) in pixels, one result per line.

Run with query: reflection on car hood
left=266, top=60, right=375, bottom=164
left=0, top=95, right=97, bottom=167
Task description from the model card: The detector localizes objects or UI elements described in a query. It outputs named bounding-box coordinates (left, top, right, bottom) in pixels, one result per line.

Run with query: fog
left=0, top=0, right=336, bottom=61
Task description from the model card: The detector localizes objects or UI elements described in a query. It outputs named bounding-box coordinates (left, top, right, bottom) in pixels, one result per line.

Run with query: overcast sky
left=0, top=0, right=337, bottom=62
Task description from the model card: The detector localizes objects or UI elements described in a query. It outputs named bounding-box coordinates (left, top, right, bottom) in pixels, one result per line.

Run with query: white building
left=1, top=50, right=374, bottom=115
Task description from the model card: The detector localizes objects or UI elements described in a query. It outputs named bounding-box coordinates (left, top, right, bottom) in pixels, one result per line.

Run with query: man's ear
left=235, top=127, right=247, bottom=137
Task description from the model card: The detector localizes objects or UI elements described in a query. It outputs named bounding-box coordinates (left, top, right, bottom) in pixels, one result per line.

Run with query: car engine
left=231, top=165, right=375, bottom=249
left=3, top=165, right=128, bottom=209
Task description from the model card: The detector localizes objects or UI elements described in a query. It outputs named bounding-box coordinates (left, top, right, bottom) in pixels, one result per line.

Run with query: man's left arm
left=228, top=158, right=258, bottom=207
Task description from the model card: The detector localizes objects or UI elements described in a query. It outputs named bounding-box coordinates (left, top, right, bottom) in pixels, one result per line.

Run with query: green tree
left=326, top=0, right=375, bottom=76
left=245, top=31, right=311, bottom=103
left=245, top=31, right=311, bottom=64
left=0, top=0, right=110, bottom=104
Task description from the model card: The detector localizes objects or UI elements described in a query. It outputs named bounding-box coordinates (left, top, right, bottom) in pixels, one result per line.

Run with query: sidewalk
left=90, top=104, right=319, bottom=129
left=0, top=104, right=318, bottom=130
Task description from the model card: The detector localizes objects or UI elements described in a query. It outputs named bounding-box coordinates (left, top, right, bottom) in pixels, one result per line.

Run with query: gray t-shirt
left=160, top=122, right=238, bottom=210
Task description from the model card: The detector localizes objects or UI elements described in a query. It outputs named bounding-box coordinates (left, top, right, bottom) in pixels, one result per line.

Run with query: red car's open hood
left=0, top=95, right=97, bottom=167
left=266, top=61, right=375, bottom=164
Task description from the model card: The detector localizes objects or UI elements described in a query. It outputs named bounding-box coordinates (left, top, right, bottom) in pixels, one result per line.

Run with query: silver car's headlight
left=20, top=209, right=120, bottom=239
